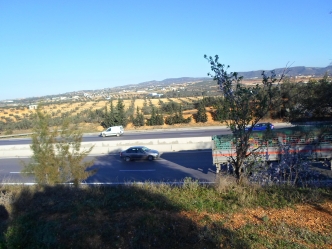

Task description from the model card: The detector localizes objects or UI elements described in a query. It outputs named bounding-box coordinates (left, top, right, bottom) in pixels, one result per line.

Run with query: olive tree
left=205, top=55, right=288, bottom=181
left=289, top=74, right=332, bottom=121
left=22, top=107, right=95, bottom=186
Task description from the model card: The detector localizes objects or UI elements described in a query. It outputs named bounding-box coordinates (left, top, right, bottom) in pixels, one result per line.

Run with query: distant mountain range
left=238, top=66, right=332, bottom=79
left=135, top=66, right=332, bottom=86
left=134, top=77, right=210, bottom=87
left=2, top=66, right=331, bottom=102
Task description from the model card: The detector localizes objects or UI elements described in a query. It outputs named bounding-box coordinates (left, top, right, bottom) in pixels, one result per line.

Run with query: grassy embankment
left=0, top=177, right=331, bottom=248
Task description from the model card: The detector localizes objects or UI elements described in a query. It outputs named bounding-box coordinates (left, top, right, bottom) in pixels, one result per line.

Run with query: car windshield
left=141, top=147, right=150, bottom=152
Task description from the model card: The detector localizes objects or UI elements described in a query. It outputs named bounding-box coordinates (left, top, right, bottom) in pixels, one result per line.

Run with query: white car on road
left=100, top=126, right=124, bottom=137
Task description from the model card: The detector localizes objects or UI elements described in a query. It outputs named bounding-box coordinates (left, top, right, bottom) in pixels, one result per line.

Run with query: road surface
left=0, top=150, right=216, bottom=184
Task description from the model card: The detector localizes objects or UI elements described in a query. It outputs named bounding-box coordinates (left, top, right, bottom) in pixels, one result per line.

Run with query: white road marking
left=82, top=182, right=216, bottom=185
left=1, top=183, right=36, bottom=185
left=10, top=172, right=33, bottom=174
left=119, top=170, right=156, bottom=172
left=0, top=157, right=30, bottom=159
left=0, top=182, right=216, bottom=185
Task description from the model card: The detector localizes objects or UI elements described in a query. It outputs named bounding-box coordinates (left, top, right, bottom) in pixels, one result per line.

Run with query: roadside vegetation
left=0, top=178, right=331, bottom=248
left=21, top=107, right=95, bottom=186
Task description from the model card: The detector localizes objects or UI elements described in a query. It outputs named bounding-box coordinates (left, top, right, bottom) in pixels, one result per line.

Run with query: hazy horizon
left=1, top=64, right=332, bottom=101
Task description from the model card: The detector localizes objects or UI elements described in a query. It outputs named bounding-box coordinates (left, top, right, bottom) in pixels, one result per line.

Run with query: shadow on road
left=309, top=161, right=332, bottom=182
left=160, top=149, right=215, bottom=174
left=84, top=149, right=216, bottom=184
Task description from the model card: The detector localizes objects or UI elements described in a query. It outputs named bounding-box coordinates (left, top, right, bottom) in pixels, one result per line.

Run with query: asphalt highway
left=0, top=123, right=293, bottom=146
left=0, top=150, right=215, bottom=184
left=0, top=124, right=294, bottom=184
left=0, top=127, right=230, bottom=146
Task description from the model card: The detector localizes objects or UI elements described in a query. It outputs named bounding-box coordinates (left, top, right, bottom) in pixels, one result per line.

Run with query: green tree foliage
left=269, top=77, right=298, bottom=121
left=155, top=110, right=165, bottom=125
left=146, top=107, right=164, bottom=126
left=267, top=74, right=332, bottom=122
left=80, top=108, right=104, bottom=123
left=148, top=98, right=154, bottom=107
left=0, top=121, right=4, bottom=132
left=288, top=74, right=332, bottom=121
left=142, top=98, right=151, bottom=114
left=126, top=98, right=136, bottom=118
left=205, top=54, right=286, bottom=180
left=116, top=98, right=128, bottom=127
left=132, top=107, right=145, bottom=127
left=200, top=96, right=223, bottom=107
left=161, top=101, right=180, bottom=113
left=101, top=99, right=129, bottom=128
left=194, top=102, right=208, bottom=123
left=22, top=107, right=95, bottom=186
left=179, top=98, right=195, bottom=110
left=212, top=100, right=229, bottom=122
left=101, top=101, right=117, bottom=128
left=165, top=105, right=191, bottom=125
left=0, top=118, right=34, bottom=131
left=146, top=107, right=157, bottom=126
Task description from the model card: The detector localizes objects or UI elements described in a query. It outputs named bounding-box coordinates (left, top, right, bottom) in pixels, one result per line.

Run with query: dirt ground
left=179, top=200, right=332, bottom=248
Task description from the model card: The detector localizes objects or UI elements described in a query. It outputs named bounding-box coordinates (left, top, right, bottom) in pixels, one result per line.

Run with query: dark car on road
left=245, top=122, right=274, bottom=131
left=120, top=146, right=160, bottom=162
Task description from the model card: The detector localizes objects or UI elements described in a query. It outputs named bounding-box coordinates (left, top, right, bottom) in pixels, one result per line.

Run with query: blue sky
left=1, top=0, right=331, bottom=100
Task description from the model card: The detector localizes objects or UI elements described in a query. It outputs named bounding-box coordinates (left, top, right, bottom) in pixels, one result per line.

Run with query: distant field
left=0, top=97, right=222, bottom=133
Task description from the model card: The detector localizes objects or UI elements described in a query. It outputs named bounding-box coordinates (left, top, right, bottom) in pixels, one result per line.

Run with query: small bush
left=4, top=129, right=13, bottom=135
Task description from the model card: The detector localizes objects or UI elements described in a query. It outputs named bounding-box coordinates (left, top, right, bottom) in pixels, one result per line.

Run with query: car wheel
left=116, top=133, right=120, bottom=137
left=124, top=156, right=131, bottom=162
left=147, top=155, right=154, bottom=161
left=102, top=134, right=106, bottom=137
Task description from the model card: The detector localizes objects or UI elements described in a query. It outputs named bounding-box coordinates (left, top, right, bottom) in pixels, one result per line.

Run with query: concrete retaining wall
left=0, top=137, right=212, bottom=158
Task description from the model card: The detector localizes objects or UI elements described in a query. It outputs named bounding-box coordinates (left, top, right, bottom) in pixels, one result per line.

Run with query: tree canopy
left=205, top=54, right=287, bottom=180
left=22, top=107, right=95, bottom=186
